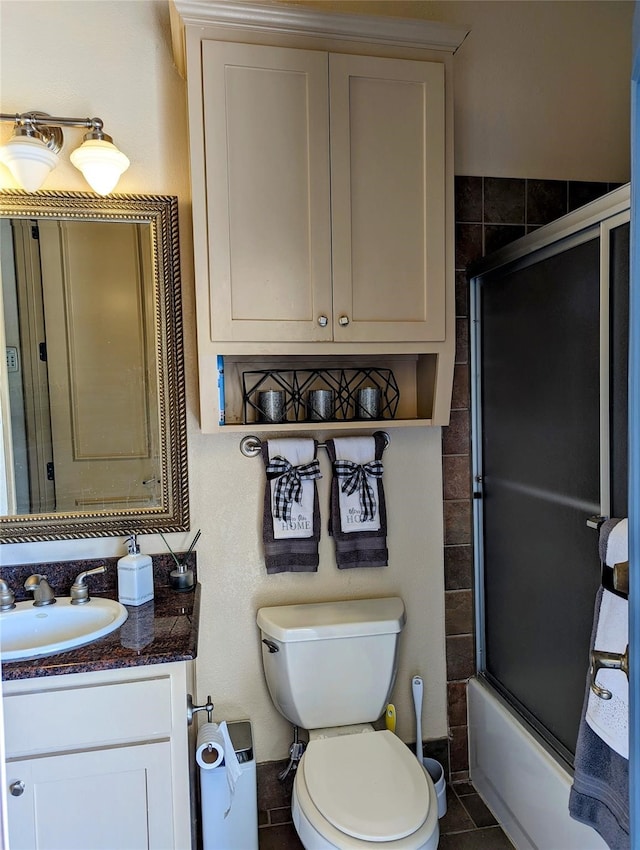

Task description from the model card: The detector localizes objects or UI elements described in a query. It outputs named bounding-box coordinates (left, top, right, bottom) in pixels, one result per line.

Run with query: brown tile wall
left=443, top=176, right=620, bottom=781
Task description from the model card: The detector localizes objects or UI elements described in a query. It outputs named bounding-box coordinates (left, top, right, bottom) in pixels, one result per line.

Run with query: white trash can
left=200, top=720, right=258, bottom=850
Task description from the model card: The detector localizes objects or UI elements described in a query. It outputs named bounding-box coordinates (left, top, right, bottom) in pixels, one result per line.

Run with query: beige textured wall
left=0, top=0, right=631, bottom=761
left=287, top=0, right=633, bottom=182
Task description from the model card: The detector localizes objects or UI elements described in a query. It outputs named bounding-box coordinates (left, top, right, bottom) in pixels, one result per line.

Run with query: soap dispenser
left=117, top=534, right=154, bottom=606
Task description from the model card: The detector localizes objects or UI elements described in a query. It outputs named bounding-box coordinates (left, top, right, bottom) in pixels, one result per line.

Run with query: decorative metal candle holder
left=241, top=367, right=399, bottom=424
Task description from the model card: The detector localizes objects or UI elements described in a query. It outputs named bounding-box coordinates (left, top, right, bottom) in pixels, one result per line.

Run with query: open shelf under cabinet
left=215, top=353, right=441, bottom=431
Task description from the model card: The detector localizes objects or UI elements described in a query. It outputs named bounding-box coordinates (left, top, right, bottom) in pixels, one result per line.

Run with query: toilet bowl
left=292, top=730, right=439, bottom=850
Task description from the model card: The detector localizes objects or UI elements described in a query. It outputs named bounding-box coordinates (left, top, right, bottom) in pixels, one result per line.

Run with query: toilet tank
left=257, top=597, right=405, bottom=730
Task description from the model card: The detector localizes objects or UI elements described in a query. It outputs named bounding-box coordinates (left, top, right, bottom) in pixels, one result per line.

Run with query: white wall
left=0, top=0, right=631, bottom=762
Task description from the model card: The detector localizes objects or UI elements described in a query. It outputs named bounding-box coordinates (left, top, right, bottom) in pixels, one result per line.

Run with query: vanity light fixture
left=0, top=111, right=130, bottom=195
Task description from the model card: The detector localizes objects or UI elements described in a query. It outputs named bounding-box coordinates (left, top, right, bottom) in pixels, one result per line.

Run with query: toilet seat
left=293, top=730, right=439, bottom=850
left=304, top=730, right=428, bottom=840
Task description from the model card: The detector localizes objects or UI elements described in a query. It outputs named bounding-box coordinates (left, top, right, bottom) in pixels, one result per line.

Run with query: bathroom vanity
left=1, top=558, right=199, bottom=850
left=4, top=663, right=193, bottom=850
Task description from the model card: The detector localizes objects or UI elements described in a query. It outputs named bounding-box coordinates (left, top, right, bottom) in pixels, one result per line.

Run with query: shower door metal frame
left=470, top=185, right=630, bottom=759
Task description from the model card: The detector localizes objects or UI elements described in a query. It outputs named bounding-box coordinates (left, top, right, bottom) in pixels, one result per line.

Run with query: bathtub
left=467, top=677, right=608, bottom=850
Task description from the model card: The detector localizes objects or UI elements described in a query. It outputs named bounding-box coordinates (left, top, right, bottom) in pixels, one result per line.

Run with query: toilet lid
left=302, top=730, right=429, bottom=842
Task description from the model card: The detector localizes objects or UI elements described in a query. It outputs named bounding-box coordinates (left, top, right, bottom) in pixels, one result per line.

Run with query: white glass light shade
left=0, top=135, right=59, bottom=191
left=70, top=138, right=130, bottom=195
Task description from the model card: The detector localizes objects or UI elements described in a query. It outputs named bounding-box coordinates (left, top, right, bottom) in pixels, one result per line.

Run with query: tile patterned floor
left=258, top=781, right=515, bottom=849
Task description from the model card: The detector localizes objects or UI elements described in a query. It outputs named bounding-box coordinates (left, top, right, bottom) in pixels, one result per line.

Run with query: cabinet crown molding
left=170, top=1, right=469, bottom=55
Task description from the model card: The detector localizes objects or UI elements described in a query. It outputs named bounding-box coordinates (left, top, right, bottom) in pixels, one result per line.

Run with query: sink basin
left=0, top=597, right=128, bottom=662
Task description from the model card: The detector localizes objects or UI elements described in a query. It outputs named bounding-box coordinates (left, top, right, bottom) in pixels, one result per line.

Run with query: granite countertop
left=1, top=553, right=200, bottom=681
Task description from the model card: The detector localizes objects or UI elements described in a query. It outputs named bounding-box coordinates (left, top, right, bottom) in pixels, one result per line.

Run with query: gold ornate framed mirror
left=0, top=191, right=188, bottom=542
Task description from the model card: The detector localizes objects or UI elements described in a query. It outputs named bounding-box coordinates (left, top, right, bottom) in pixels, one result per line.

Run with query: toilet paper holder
left=187, top=693, right=214, bottom=724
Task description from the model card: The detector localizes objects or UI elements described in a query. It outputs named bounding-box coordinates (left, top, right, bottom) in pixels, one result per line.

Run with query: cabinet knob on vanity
left=9, top=780, right=25, bottom=797
left=317, top=315, right=328, bottom=327
left=338, top=315, right=350, bottom=326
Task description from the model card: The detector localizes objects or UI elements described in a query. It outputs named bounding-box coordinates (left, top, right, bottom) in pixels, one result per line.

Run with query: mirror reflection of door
left=2, top=218, right=54, bottom=514
left=7, top=219, right=160, bottom=513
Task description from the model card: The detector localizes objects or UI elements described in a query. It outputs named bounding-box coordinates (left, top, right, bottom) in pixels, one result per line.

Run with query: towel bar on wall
left=586, top=516, right=630, bottom=599
left=586, top=515, right=607, bottom=530
left=590, top=645, right=629, bottom=700
left=239, top=430, right=391, bottom=458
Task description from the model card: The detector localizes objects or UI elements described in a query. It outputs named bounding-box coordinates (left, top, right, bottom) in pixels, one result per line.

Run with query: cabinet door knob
left=317, top=315, right=328, bottom=327
left=338, top=315, right=350, bottom=326
left=9, top=780, right=25, bottom=797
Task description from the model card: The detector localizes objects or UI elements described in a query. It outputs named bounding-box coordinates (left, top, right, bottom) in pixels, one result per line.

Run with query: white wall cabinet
left=203, top=43, right=445, bottom=346
left=172, top=1, right=467, bottom=430
left=3, top=663, right=193, bottom=850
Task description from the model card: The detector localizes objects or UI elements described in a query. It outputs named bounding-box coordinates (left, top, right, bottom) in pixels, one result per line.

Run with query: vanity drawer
left=3, top=674, right=173, bottom=758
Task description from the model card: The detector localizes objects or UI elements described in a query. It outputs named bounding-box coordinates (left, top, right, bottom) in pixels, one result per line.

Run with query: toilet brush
left=412, top=675, right=424, bottom=761
left=412, top=673, right=447, bottom=818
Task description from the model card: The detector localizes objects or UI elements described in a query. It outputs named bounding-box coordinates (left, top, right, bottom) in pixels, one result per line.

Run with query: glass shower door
left=472, top=216, right=629, bottom=765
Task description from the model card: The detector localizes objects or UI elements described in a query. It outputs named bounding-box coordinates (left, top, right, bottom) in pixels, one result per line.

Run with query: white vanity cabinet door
left=202, top=41, right=333, bottom=343
left=330, top=54, right=446, bottom=343
left=6, top=742, right=173, bottom=850
left=3, top=662, right=193, bottom=850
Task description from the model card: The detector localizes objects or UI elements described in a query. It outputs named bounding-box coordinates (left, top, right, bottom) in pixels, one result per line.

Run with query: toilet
left=257, top=597, right=439, bottom=850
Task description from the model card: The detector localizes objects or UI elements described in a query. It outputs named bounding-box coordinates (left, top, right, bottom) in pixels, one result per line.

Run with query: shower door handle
left=589, top=645, right=629, bottom=700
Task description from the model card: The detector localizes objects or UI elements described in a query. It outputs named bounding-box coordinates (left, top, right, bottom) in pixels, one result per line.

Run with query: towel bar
left=590, top=645, right=629, bottom=700
left=586, top=517, right=629, bottom=598
left=239, top=430, right=390, bottom=458
left=613, top=561, right=629, bottom=596
left=586, top=515, right=607, bottom=530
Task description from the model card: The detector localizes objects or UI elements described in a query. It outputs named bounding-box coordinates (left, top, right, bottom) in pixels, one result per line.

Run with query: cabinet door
left=6, top=742, right=173, bottom=850
left=202, top=41, right=332, bottom=342
left=330, top=54, right=446, bottom=343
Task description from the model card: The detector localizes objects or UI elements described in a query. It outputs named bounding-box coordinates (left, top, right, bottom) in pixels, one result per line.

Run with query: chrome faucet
left=24, top=574, right=56, bottom=606
left=0, top=579, right=16, bottom=611
left=70, top=565, right=107, bottom=604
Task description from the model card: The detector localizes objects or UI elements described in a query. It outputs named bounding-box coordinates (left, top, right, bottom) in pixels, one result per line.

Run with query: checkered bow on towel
left=265, top=456, right=322, bottom=522
left=333, top=459, right=384, bottom=521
